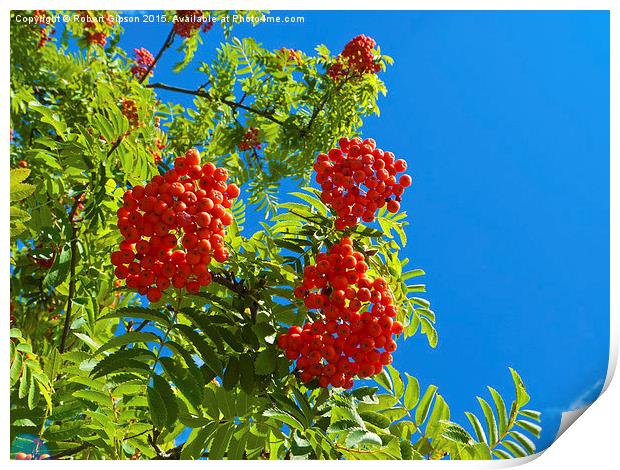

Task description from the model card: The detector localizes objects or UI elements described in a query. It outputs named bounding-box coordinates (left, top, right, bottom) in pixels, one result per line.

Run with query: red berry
left=146, top=288, right=162, bottom=303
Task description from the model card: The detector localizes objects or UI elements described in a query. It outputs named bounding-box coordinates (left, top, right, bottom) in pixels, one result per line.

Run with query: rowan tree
left=9, top=10, right=541, bottom=460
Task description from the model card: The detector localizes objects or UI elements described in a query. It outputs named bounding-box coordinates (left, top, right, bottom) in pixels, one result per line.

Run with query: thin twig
left=304, top=73, right=354, bottom=134
left=146, top=82, right=288, bottom=127
left=138, top=26, right=176, bottom=84
left=59, top=195, right=84, bottom=353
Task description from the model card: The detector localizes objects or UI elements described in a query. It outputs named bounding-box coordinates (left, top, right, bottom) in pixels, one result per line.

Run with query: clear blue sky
left=101, top=10, right=608, bottom=452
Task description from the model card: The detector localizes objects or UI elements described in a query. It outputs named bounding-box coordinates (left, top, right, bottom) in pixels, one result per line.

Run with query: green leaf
left=327, top=419, right=359, bottom=433
left=10, top=353, right=23, bottom=387
left=11, top=182, right=36, bottom=201
left=174, top=324, right=222, bottom=376
left=404, top=373, right=420, bottom=410
left=160, top=357, right=203, bottom=408
left=147, top=384, right=167, bottom=430
left=493, top=449, right=513, bottom=459
left=44, top=244, right=72, bottom=287
left=222, top=356, right=240, bottom=391
left=227, top=425, right=250, bottom=460
left=477, top=397, right=498, bottom=446
left=508, top=431, right=536, bottom=454
left=425, top=394, right=450, bottom=440
left=95, top=331, right=160, bottom=354
left=415, top=384, right=438, bottom=425
left=73, top=390, right=112, bottom=407
left=400, top=440, right=423, bottom=460
left=254, top=348, right=277, bottom=375
left=374, top=368, right=392, bottom=392
left=344, top=429, right=382, bottom=448
left=509, top=367, right=530, bottom=408
left=441, top=422, right=473, bottom=444
left=181, top=424, right=217, bottom=460
left=465, top=411, right=487, bottom=444
left=359, top=411, right=390, bottom=429
left=386, top=365, right=404, bottom=398
left=515, top=419, right=542, bottom=438
left=99, top=307, right=170, bottom=326
left=520, top=409, right=541, bottom=422
left=91, top=347, right=154, bottom=378
left=501, top=440, right=527, bottom=458
left=10, top=168, right=31, bottom=185
left=43, top=347, right=62, bottom=382
left=152, top=374, right=179, bottom=428
left=263, top=408, right=304, bottom=429
left=239, top=354, right=254, bottom=393
left=208, top=422, right=236, bottom=460
left=488, top=387, right=508, bottom=435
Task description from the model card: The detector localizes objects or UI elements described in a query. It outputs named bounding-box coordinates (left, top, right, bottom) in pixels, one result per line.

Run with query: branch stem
left=58, top=195, right=83, bottom=353
left=146, top=82, right=287, bottom=126
left=138, top=26, right=176, bottom=84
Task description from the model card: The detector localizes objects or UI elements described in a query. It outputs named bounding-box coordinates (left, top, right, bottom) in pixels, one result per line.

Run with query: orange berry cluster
left=14, top=453, right=49, bottom=460
left=120, top=98, right=140, bottom=128
left=85, top=31, right=107, bottom=47
left=237, top=127, right=261, bottom=152
left=173, top=11, right=213, bottom=38
left=327, top=34, right=381, bottom=80
left=277, top=238, right=403, bottom=389
left=33, top=10, right=55, bottom=48
left=131, top=47, right=155, bottom=78
left=279, top=47, right=302, bottom=64
left=79, top=11, right=113, bottom=46
left=111, top=149, right=240, bottom=302
left=151, top=136, right=165, bottom=164
left=315, top=137, right=411, bottom=229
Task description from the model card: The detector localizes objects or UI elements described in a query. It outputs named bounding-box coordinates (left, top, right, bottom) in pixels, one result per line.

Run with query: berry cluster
left=279, top=47, right=302, bottom=64
left=79, top=11, right=114, bottom=47
left=85, top=30, right=107, bottom=47
left=238, top=127, right=261, bottom=152
left=173, top=11, right=213, bottom=38
left=315, top=137, right=411, bottom=229
left=327, top=35, right=381, bottom=80
left=151, top=136, right=166, bottom=164
left=120, top=98, right=140, bottom=128
left=111, top=149, right=240, bottom=302
left=277, top=238, right=403, bottom=389
left=14, top=453, right=50, bottom=460
left=33, top=10, right=55, bottom=48
left=131, top=47, right=155, bottom=78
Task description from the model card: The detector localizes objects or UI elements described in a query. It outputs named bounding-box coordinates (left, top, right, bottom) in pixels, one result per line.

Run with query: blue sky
left=104, top=10, right=609, bottom=452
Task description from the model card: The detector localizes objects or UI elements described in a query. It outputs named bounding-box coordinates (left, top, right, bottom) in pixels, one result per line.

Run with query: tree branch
left=138, top=26, right=176, bottom=84
left=145, top=82, right=287, bottom=127
left=211, top=271, right=246, bottom=295
left=304, top=73, right=353, bottom=134
left=59, top=195, right=83, bottom=353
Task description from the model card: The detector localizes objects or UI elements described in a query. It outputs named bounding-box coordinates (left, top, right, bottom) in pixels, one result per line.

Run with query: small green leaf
left=477, top=397, right=498, bottom=446
left=152, top=374, right=178, bottom=428
left=222, top=356, right=240, bottom=390
left=465, top=411, right=487, bottom=444
left=254, top=348, right=277, bottom=375
left=404, top=373, right=420, bottom=410
left=95, top=332, right=160, bottom=354
left=147, top=385, right=167, bottom=430
left=415, top=384, right=438, bottom=425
